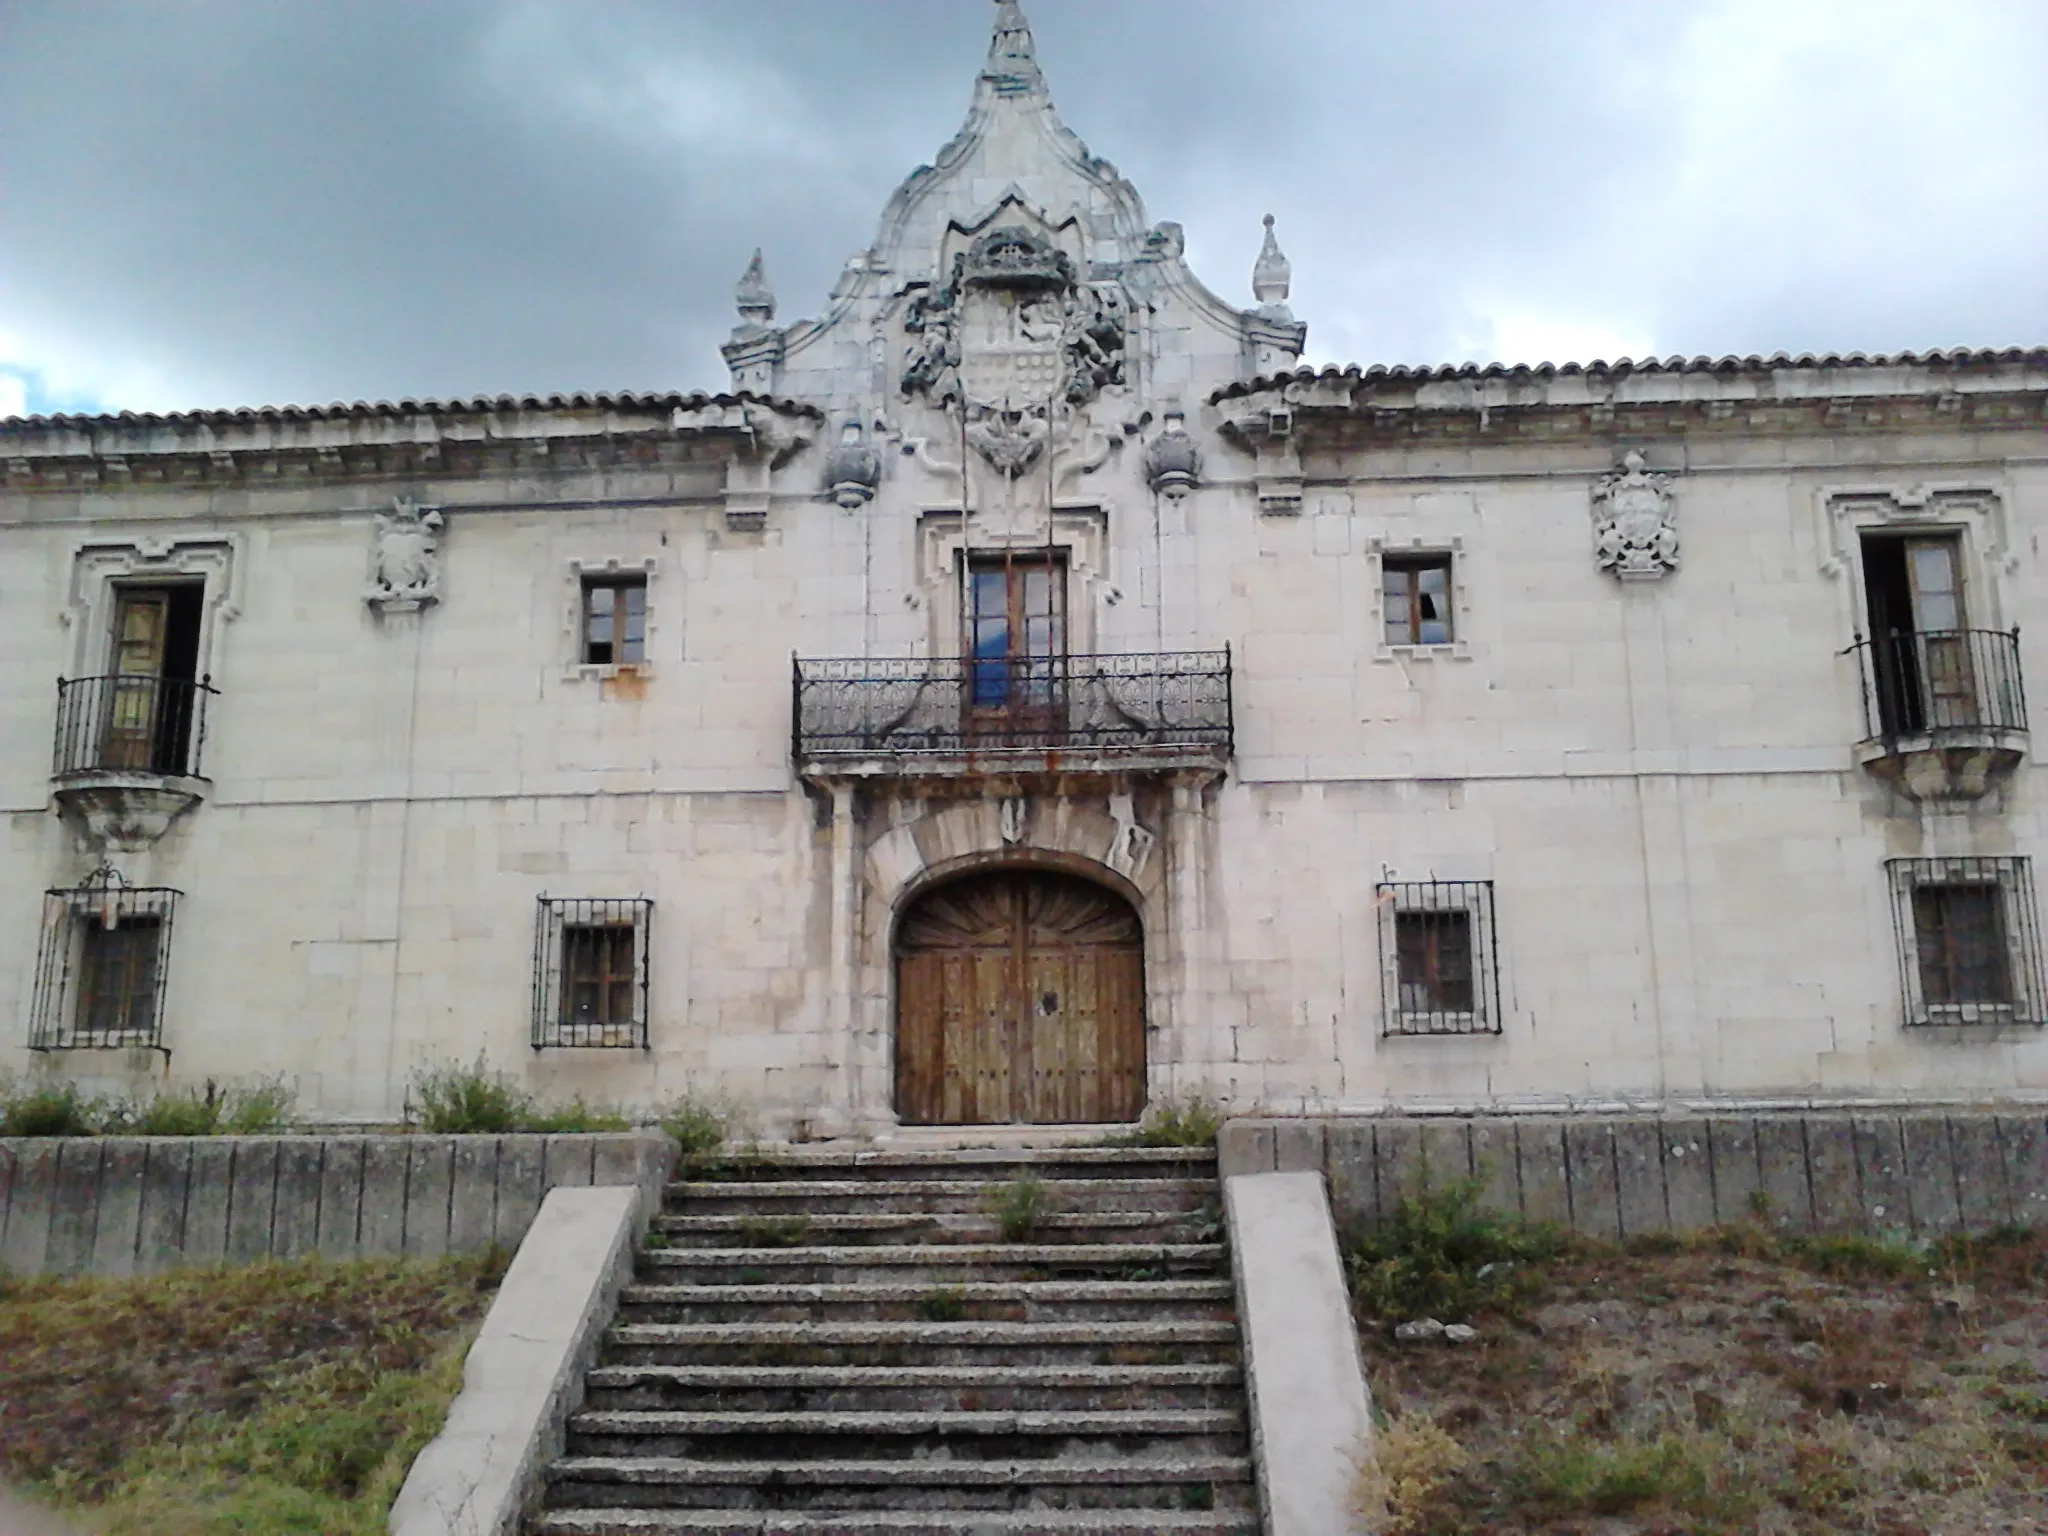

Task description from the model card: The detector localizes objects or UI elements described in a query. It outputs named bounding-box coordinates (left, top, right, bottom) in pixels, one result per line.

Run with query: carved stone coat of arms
left=1590, top=451, right=1679, bottom=581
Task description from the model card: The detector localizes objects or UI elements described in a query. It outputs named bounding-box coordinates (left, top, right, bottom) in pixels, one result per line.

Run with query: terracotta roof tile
left=1, top=388, right=822, bottom=429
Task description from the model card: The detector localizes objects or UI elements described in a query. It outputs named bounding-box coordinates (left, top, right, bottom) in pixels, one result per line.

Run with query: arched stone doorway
left=894, top=867, right=1146, bottom=1125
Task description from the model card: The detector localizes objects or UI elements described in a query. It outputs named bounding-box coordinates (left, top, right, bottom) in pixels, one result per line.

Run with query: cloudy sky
left=2, top=0, right=2044, bottom=419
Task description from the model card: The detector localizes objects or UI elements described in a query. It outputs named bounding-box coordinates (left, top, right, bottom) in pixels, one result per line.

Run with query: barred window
left=1888, top=857, right=2044, bottom=1027
left=533, top=896, right=652, bottom=1048
left=31, top=867, right=179, bottom=1051
left=1379, top=879, right=1499, bottom=1036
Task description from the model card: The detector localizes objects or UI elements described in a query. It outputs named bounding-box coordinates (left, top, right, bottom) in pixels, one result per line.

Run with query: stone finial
left=1252, top=214, right=1292, bottom=308
left=734, top=249, right=775, bottom=328
left=983, top=0, right=1046, bottom=97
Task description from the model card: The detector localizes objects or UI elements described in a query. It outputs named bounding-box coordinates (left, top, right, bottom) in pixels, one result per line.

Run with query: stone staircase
left=529, top=1144, right=1257, bottom=1535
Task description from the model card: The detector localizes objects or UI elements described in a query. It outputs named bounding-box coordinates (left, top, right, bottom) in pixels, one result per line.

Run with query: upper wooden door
left=895, top=869, right=1145, bottom=1125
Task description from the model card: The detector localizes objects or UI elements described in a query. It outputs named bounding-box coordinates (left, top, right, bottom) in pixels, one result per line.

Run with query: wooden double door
left=895, top=869, right=1146, bottom=1125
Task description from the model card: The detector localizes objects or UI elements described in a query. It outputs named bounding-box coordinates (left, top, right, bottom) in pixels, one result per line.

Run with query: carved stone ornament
left=366, top=496, right=444, bottom=613
left=823, top=422, right=881, bottom=510
left=1591, top=451, right=1678, bottom=582
left=901, top=222, right=1128, bottom=478
left=1144, top=412, right=1201, bottom=501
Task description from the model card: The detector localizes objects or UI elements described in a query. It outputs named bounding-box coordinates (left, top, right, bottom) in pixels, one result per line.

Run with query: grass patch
left=0, top=1077, right=105, bottom=1137
left=120, top=1078, right=297, bottom=1137
left=1345, top=1175, right=1570, bottom=1323
left=408, top=1059, right=628, bottom=1134
left=917, top=1286, right=968, bottom=1322
left=988, top=1173, right=1056, bottom=1242
left=734, top=1215, right=814, bottom=1249
left=0, top=1253, right=502, bottom=1534
left=659, top=1091, right=752, bottom=1169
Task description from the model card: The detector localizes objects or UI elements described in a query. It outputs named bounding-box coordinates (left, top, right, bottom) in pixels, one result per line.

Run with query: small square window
left=1379, top=879, right=1498, bottom=1036
left=1888, top=857, right=2044, bottom=1027
left=580, top=577, right=646, bottom=666
left=1382, top=554, right=1454, bottom=646
left=534, top=896, right=652, bottom=1048
left=31, top=869, right=179, bottom=1051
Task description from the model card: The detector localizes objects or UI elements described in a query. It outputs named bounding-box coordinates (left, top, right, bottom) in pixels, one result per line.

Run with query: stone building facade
left=4, top=3, right=2047, bottom=1129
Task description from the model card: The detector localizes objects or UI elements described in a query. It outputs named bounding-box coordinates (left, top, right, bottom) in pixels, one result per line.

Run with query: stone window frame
left=62, top=537, right=242, bottom=680
left=560, top=556, right=661, bottom=682
left=1376, top=877, right=1501, bottom=1037
left=1886, top=855, right=2045, bottom=1030
left=1818, top=484, right=2014, bottom=639
left=1367, top=535, right=1472, bottom=663
left=531, top=894, right=654, bottom=1050
left=915, top=506, right=1111, bottom=658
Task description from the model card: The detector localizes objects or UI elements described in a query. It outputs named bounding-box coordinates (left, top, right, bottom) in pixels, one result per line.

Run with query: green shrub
left=989, top=1173, right=1055, bottom=1241
left=1104, top=1092, right=1226, bottom=1148
left=409, top=1059, right=529, bottom=1133
left=1345, top=1174, right=1569, bottom=1323
left=659, top=1094, right=732, bottom=1162
left=0, top=1077, right=103, bottom=1137
left=123, top=1078, right=298, bottom=1137
left=519, top=1096, right=630, bottom=1133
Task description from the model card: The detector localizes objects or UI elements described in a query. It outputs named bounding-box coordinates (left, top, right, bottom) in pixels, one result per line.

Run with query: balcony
left=793, top=650, right=1232, bottom=781
left=1846, top=628, right=2027, bottom=801
left=50, top=674, right=218, bottom=847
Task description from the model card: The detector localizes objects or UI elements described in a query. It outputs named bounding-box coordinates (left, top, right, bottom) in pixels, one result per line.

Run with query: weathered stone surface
left=1321, top=1124, right=1378, bottom=1230
left=1515, top=1120, right=1572, bottom=1228
left=1900, top=1116, right=1963, bottom=1234
left=1470, top=1118, right=1521, bottom=1221
left=450, top=1136, right=502, bottom=1253
left=1271, top=1119, right=1325, bottom=1176
left=89, top=1140, right=147, bottom=1277
left=1707, top=1117, right=1766, bottom=1226
left=1225, top=1171, right=1370, bottom=1536
left=1216, top=1120, right=1274, bottom=1180
left=136, top=1140, right=193, bottom=1272
left=315, top=1139, right=365, bottom=1256
left=181, top=1141, right=236, bottom=1264
left=403, top=1137, right=454, bottom=1258
left=1563, top=1122, right=1621, bottom=1241
left=1, top=1141, right=58, bottom=1275
left=1612, top=1118, right=1668, bottom=1237
left=1851, top=1116, right=1912, bottom=1236
left=1950, top=1115, right=2012, bottom=1229
left=358, top=1139, right=410, bottom=1257
left=271, top=1138, right=326, bottom=1259
left=1374, top=1121, right=1426, bottom=1209
left=1998, top=1115, right=2048, bottom=1229
left=44, top=1140, right=103, bottom=1276
left=494, top=1137, right=549, bottom=1250
left=225, top=1138, right=280, bottom=1263
left=1659, top=1118, right=1715, bottom=1232
left=1418, top=1121, right=1473, bottom=1191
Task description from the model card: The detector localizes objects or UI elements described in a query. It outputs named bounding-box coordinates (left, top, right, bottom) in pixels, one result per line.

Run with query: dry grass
left=0, top=1252, right=504, bottom=1534
left=1351, top=1219, right=2048, bottom=1533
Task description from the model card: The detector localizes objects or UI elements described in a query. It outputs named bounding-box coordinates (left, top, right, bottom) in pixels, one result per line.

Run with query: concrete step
left=635, top=1243, right=1226, bottom=1286
left=533, top=1510, right=1257, bottom=1535
left=545, top=1456, right=1253, bottom=1512
left=648, top=1212, right=1217, bottom=1249
left=580, top=1363, right=1244, bottom=1415
left=613, top=1279, right=1232, bottom=1326
left=682, top=1147, right=1214, bottom=1184
left=604, top=1319, right=1241, bottom=1371
left=563, top=1407, right=1246, bottom=1463
left=665, top=1177, right=1217, bottom=1216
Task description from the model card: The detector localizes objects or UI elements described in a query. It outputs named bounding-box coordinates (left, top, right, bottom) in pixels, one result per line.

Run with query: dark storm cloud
left=1, top=0, right=2042, bottom=415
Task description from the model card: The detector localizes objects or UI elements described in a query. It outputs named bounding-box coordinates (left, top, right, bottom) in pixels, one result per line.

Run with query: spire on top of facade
left=1252, top=214, right=1292, bottom=310
left=734, top=249, right=776, bottom=329
left=982, top=0, right=1046, bottom=99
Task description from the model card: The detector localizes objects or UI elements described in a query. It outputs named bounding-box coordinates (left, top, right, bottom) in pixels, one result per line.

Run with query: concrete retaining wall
left=0, top=1132, right=675, bottom=1277
left=1220, top=1111, right=2048, bottom=1240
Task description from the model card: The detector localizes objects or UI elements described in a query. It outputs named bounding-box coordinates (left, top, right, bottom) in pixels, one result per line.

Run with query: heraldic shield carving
left=1591, top=451, right=1679, bottom=582
left=901, top=224, right=1127, bottom=478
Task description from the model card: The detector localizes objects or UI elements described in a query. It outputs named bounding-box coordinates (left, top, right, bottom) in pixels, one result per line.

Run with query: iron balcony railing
left=793, top=649, right=1233, bottom=760
left=52, top=674, right=218, bottom=780
left=1845, top=628, right=2026, bottom=747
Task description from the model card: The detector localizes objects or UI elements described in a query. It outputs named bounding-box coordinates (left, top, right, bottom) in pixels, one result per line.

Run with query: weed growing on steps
left=988, top=1174, right=1055, bottom=1242
left=1345, top=1175, right=1570, bottom=1324
left=917, top=1286, right=968, bottom=1322
left=735, top=1214, right=814, bottom=1249
left=1099, top=1092, right=1226, bottom=1148
left=658, top=1091, right=756, bottom=1171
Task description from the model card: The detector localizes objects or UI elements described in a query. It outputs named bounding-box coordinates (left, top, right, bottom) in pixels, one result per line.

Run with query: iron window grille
left=1887, top=856, right=2045, bottom=1028
left=1378, top=879, right=1501, bottom=1037
left=532, top=896, right=652, bottom=1049
left=30, top=865, right=179, bottom=1052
